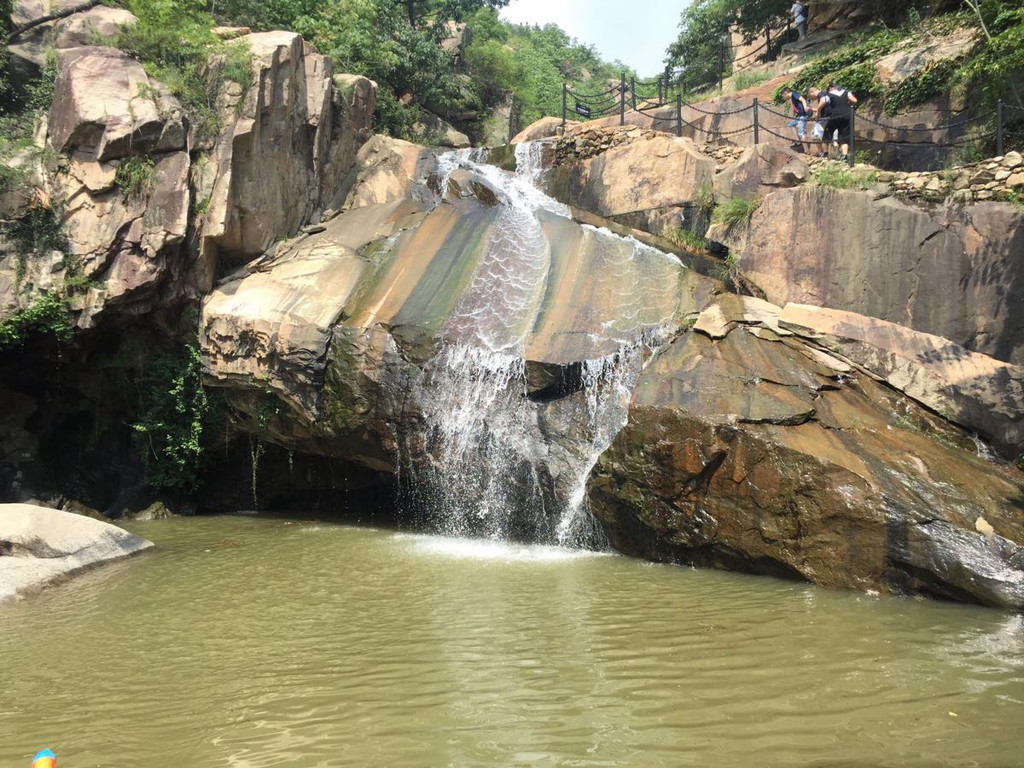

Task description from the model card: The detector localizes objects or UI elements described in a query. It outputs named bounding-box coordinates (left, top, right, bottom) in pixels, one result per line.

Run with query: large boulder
left=587, top=313, right=1024, bottom=609
left=548, top=134, right=715, bottom=237
left=714, top=143, right=808, bottom=200
left=0, top=503, right=153, bottom=604
left=201, top=153, right=710, bottom=475
left=778, top=303, right=1024, bottom=458
left=512, top=116, right=576, bottom=144
left=341, top=135, right=433, bottom=209
left=717, top=187, right=1024, bottom=365
left=48, top=46, right=187, bottom=161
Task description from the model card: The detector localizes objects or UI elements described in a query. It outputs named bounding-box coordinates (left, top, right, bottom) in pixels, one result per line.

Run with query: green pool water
left=2, top=514, right=1022, bottom=767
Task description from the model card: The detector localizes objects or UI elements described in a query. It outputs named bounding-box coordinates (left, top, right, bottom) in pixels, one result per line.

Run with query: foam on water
left=395, top=532, right=611, bottom=563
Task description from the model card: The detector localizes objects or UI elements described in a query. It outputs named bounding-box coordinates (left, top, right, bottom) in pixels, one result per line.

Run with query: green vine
left=131, top=343, right=212, bottom=493
left=248, top=390, right=283, bottom=509
left=0, top=292, right=73, bottom=350
left=883, top=57, right=964, bottom=115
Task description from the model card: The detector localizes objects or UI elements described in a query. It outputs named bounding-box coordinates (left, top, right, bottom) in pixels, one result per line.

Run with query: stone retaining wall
left=883, top=151, right=1024, bottom=201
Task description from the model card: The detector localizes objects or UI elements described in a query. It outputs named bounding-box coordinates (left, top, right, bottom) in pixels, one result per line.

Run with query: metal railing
left=560, top=81, right=1019, bottom=167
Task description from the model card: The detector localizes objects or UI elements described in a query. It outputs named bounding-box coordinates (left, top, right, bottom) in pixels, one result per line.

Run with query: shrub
left=115, top=155, right=156, bottom=198
left=131, top=343, right=213, bottom=493
left=814, top=163, right=879, bottom=189
left=693, top=183, right=716, bottom=212
left=733, top=70, right=769, bottom=91
left=2, top=202, right=68, bottom=256
left=712, top=195, right=761, bottom=228
left=0, top=292, right=73, bottom=349
left=664, top=227, right=708, bottom=251
left=113, top=2, right=253, bottom=141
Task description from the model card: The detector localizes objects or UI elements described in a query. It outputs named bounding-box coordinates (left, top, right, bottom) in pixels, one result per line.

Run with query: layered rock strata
left=587, top=296, right=1024, bottom=609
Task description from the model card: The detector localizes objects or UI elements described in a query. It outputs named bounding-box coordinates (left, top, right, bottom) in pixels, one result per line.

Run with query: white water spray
left=400, top=144, right=677, bottom=549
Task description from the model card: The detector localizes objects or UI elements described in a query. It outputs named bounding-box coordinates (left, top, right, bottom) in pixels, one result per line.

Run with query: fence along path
left=561, top=73, right=1016, bottom=166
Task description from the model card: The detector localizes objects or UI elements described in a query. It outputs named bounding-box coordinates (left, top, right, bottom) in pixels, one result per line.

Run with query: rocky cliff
left=3, top=5, right=1023, bottom=609
left=0, top=4, right=375, bottom=505
left=197, top=134, right=1024, bottom=607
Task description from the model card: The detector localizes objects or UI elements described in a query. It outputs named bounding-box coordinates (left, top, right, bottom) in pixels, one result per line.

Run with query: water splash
left=399, top=148, right=676, bottom=550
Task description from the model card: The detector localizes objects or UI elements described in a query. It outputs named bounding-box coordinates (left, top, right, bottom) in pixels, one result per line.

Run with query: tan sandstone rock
left=779, top=303, right=1024, bottom=457
left=548, top=135, right=714, bottom=237
left=48, top=47, right=187, bottom=161
left=722, top=186, right=1024, bottom=365
left=0, top=503, right=152, bottom=604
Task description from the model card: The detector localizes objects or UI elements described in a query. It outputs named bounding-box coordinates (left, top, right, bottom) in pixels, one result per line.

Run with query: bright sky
left=500, top=0, right=683, bottom=77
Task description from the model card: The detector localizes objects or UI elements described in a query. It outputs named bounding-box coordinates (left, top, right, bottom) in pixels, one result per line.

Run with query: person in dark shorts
left=822, top=82, right=858, bottom=160
left=809, top=87, right=830, bottom=157
left=781, top=86, right=810, bottom=152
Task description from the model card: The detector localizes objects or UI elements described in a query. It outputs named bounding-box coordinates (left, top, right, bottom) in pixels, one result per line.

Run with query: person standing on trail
left=809, top=87, right=830, bottom=157
left=822, top=82, right=857, bottom=161
left=781, top=86, right=810, bottom=152
left=791, top=1, right=808, bottom=39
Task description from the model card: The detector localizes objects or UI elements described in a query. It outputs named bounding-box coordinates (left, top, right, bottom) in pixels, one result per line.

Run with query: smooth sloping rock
left=48, top=47, right=187, bottom=161
left=512, top=116, right=576, bottom=144
left=722, top=186, right=1024, bottom=365
left=0, top=503, right=153, bottom=604
left=779, top=303, right=1024, bottom=458
left=202, top=160, right=711, bottom=465
left=587, top=328, right=1024, bottom=608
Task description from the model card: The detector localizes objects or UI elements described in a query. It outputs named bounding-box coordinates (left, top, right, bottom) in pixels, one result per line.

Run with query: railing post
left=630, top=76, right=637, bottom=111
left=561, top=82, right=567, bottom=135
left=620, top=73, right=626, bottom=126
left=997, top=100, right=1004, bottom=156
left=508, top=93, right=515, bottom=144
left=766, top=26, right=772, bottom=62
left=658, top=77, right=663, bottom=106
left=676, top=93, right=682, bottom=137
left=753, top=97, right=759, bottom=144
left=848, top=105, right=856, bottom=166
left=718, top=37, right=726, bottom=93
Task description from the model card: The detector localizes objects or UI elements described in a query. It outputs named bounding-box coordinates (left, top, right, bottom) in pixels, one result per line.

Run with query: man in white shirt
left=791, top=2, right=807, bottom=39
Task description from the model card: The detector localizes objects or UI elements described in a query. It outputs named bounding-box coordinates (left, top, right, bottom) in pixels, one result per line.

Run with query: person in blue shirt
left=781, top=87, right=810, bottom=152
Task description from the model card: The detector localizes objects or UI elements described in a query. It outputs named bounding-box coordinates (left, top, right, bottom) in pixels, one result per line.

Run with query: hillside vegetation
left=666, top=0, right=1024, bottom=152
left=0, top=0, right=625, bottom=144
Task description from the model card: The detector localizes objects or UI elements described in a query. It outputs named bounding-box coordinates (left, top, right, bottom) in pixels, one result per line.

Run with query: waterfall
left=399, top=143, right=675, bottom=549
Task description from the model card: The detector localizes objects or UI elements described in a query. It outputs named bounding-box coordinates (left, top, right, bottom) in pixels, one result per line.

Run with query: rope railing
left=560, top=77, right=1020, bottom=166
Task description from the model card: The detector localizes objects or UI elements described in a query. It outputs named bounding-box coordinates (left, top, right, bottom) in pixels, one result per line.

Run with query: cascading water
left=400, top=142, right=677, bottom=549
